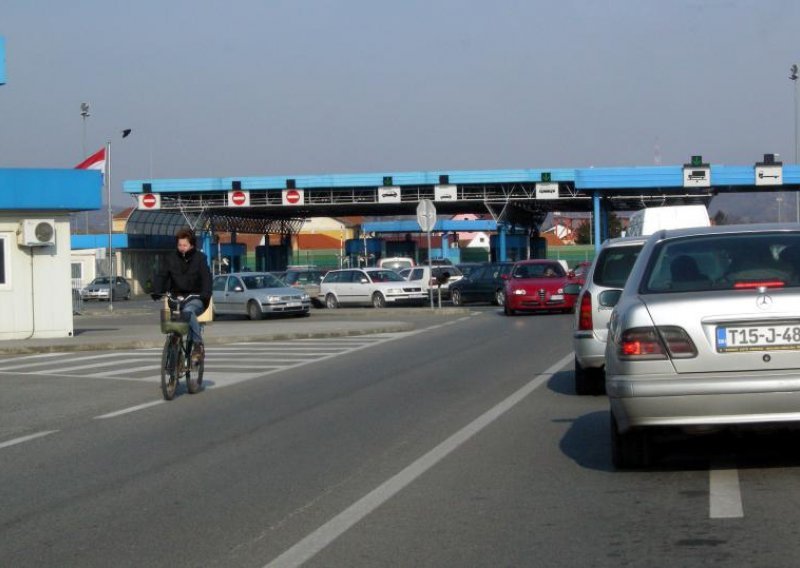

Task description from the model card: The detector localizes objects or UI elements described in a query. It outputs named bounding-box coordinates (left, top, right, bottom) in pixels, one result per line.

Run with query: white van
left=626, top=205, right=710, bottom=237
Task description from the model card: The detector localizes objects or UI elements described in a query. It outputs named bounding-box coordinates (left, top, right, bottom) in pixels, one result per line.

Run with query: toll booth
left=255, top=244, right=291, bottom=272
left=211, top=243, right=246, bottom=273
left=345, top=238, right=382, bottom=267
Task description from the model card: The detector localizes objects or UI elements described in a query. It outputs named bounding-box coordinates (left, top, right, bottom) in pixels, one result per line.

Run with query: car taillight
left=578, top=291, right=592, bottom=330
left=619, top=327, right=666, bottom=359
left=618, top=326, right=697, bottom=360
left=658, top=326, right=697, bottom=358
left=733, top=280, right=785, bottom=289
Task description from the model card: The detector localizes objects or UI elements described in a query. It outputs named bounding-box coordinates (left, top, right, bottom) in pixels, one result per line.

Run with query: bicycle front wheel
left=161, top=335, right=181, bottom=400
left=186, top=349, right=204, bottom=394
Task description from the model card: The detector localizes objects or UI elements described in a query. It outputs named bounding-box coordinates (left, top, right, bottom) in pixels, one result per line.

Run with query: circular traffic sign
left=142, top=194, right=157, bottom=208
left=286, top=189, right=301, bottom=204
left=231, top=190, right=247, bottom=205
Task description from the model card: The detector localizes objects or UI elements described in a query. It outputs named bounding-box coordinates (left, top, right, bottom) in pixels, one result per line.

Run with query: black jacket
left=153, top=248, right=213, bottom=308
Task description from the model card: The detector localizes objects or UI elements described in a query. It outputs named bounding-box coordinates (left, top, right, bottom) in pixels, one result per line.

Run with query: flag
left=75, top=147, right=106, bottom=171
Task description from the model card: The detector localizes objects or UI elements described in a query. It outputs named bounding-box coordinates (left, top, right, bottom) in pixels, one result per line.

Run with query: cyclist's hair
left=175, top=228, right=196, bottom=247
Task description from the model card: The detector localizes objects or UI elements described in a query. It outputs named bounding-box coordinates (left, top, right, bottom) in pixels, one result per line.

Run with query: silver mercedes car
left=605, top=224, right=800, bottom=469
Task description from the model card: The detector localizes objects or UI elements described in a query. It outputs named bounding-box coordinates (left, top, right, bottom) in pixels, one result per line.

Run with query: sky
left=2, top=0, right=800, bottom=207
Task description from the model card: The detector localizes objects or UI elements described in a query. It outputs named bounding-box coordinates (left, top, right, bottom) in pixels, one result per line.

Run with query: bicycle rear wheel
left=160, top=335, right=181, bottom=400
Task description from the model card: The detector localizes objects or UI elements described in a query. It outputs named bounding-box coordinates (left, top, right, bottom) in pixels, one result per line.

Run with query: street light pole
left=80, top=102, right=90, bottom=233
left=790, top=64, right=799, bottom=222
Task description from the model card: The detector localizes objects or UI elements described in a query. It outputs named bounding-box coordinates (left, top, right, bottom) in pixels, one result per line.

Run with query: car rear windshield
left=592, top=245, right=643, bottom=288
left=369, top=270, right=406, bottom=282
left=641, top=232, right=800, bottom=293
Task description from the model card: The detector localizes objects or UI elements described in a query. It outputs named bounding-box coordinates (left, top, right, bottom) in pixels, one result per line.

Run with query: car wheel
left=451, top=289, right=463, bottom=306
left=247, top=300, right=263, bottom=321
left=372, top=292, right=386, bottom=309
left=494, top=289, right=506, bottom=306
left=610, top=413, right=649, bottom=470
left=125, top=290, right=131, bottom=300
left=325, top=294, right=339, bottom=309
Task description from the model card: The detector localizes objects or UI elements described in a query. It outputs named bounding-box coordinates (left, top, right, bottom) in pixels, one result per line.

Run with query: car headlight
left=513, top=289, right=527, bottom=295
left=302, top=294, right=310, bottom=301
left=386, top=288, right=403, bottom=294
left=266, top=295, right=281, bottom=303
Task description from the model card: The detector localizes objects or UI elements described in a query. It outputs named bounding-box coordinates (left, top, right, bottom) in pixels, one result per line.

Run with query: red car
left=503, top=260, right=581, bottom=315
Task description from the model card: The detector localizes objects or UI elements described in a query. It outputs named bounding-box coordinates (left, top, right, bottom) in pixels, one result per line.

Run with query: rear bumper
left=573, top=332, right=606, bottom=369
left=608, top=371, right=800, bottom=432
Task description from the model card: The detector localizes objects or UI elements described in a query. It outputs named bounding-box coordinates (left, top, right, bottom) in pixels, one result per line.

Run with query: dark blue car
left=449, top=262, right=515, bottom=306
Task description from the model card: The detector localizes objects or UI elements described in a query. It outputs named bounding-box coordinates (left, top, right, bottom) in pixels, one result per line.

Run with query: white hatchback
left=320, top=268, right=426, bottom=308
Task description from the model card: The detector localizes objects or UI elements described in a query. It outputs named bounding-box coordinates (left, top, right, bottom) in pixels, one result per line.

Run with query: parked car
left=405, top=265, right=464, bottom=300
left=378, top=257, right=415, bottom=272
left=503, top=260, right=580, bottom=315
left=212, top=272, right=310, bottom=320
left=456, top=262, right=485, bottom=278
left=81, top=276, right=131, bottom=301
left=572, top=237, right=648, bottom=395
left=606, top=224, right=800, bottom=469
left=450, top=262, right=514, bottom=306
left=320, top=268, right=426, bottom=308
left=283, top=268, right=326, bottom=307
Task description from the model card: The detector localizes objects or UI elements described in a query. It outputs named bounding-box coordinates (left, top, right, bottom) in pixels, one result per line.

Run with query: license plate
left=716, top=325, right=800, bottom=352
left=550, top=294, right=564, bottom=301
left=287, top=301, right=301, bottom=307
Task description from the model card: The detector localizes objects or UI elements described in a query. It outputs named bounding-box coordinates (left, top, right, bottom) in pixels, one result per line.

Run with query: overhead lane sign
left=137, top=193, right=161, bottom=210
left=378, top=186, right=401, bottom=203
left=283, top=188, right=305, bottom=205
left=683, top=155, right=711, bottom=188
left=434, top=184, right=457, bottom=201
left=227, top=190, right=250, bottom=207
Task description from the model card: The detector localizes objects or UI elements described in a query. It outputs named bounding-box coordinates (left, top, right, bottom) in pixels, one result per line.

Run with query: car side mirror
left=598, top=289, right=623, bottom=307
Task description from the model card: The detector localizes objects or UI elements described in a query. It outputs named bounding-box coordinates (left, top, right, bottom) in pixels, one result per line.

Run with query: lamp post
left=791, top=64, right=799, bottom=222
left=80, top=102, right=90, bottom=233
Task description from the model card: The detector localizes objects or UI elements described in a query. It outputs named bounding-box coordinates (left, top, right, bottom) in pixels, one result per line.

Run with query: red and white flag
left=74, top=147, right=106, bottom=172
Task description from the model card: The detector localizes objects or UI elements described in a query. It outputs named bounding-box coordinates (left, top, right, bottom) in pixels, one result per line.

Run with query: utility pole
left=80, top=102, right=90, bottom=233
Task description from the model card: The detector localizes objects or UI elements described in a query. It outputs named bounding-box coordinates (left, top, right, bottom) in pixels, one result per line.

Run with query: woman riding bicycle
left=152, top=228, right=212, bottom=363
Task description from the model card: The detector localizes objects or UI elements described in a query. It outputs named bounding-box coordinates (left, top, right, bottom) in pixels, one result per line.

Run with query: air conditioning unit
left=18, top=219, right=56, bottom=247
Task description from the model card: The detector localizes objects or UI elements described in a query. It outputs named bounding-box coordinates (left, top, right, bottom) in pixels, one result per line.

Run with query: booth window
left=0, top=234, right=8, bottom=287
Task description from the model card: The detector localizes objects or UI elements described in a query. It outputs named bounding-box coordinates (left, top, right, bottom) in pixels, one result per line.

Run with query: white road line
left=0, top=352, right=148, bottom=371
left=709, top=468, right=744, bottom=519
left=95, top=400, right=164, bottom=419
left=85, top=365, right=160, bottom=377
left=30, top=358, right=151, bottom=375
left=264, top=352, right=574, bottom=568
left=0, top=430, right=58, bottom=450
left=0, top=352, right=62, bottom=363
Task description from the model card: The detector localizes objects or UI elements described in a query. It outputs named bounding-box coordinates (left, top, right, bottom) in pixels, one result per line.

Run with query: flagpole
left=106, top=139, right=114, bottom=312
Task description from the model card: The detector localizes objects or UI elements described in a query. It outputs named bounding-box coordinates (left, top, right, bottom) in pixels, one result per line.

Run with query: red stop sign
left=286, top=189, right=301, bottom=204
left=231, top=190, right=247, bottom=205
left=142, top=194, right=157, bottom=208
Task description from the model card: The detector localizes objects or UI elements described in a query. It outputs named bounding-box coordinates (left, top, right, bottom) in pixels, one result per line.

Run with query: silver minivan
left=572, top=236, right=648, bottom=395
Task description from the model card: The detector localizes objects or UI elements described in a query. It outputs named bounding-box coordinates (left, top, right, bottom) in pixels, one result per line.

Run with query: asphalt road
left=2, top=307, right=800, bottom=567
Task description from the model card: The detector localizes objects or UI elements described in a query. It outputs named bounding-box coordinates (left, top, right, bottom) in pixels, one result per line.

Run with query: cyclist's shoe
left=191, top=343, right=205, bottom=369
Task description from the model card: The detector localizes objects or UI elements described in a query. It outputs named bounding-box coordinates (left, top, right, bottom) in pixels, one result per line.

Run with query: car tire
left=610, top=413, right=649, bottom=470
left=125, top=290, right=131, bottom=301
left=451, top=289, right=463, bottom=306
left=325, top=294, right=339, bottom=309
left=247, top=300, right=263, bottom=321
left=372, top=292, right=386, bottom=309
left=494, top=289, right=506, bottom=306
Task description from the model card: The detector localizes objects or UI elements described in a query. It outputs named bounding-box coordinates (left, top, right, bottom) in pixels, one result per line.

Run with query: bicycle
left=159, top=293, right=205, bottom=400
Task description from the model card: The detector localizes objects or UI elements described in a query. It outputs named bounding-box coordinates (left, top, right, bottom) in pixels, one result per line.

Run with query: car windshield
left=642, top=232, right=800, bottom=293
left=433, top=266, right=462, bottom=278
left=593, top=246, right=643, bottom=288
left=512, top=263, right=565, bottom=278
left=91, top=277, right=111, bottom=285
left=241, top=274, right=284, bottom=289
left=368, top=270, right=406, bottom=283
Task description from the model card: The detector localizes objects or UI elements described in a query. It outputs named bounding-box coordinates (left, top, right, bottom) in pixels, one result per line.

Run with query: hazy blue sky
left=2, top=0, right=799, bottom=205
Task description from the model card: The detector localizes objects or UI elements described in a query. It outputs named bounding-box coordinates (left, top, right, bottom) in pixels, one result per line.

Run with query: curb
left=0, top=322, right=415, bottom=356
